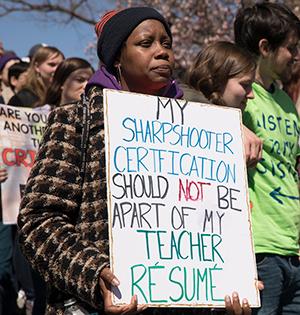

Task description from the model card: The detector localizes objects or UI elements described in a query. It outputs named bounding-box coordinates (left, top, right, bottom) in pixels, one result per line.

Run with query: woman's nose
left=154, top=43, right=170, bottom=60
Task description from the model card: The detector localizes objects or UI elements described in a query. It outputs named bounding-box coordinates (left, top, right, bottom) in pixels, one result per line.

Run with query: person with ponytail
left=188, top=41, right=256, bottom=112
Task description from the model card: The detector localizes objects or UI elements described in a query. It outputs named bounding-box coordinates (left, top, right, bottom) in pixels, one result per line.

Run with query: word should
left=112, top=174, right=169, bottom=199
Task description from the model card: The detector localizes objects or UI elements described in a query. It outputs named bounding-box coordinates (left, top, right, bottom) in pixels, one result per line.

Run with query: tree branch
left=0, top=0, right=97, bottom=24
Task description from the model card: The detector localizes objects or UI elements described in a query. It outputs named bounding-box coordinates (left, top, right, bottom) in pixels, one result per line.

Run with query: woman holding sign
left=18, top=7, right=251, bottom=315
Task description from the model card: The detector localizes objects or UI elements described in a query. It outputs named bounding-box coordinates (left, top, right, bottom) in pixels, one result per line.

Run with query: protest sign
left=104, top=89, right=260, bottom=308
left=0, top=103, right=50, bottom=224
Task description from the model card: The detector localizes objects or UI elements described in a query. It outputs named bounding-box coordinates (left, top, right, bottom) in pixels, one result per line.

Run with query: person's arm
left=18, top=104, right=108, bottom=309
left=242, top=125, right=263, bottom=168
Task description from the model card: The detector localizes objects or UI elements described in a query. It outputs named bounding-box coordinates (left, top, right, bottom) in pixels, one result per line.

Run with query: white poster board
left=0, top=104, right=50, bottom=224
left=104, top=89, right=260, bottom=308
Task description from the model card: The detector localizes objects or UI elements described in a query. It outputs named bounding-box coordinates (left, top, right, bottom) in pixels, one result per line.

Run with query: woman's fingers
left=241, top=298, right=251, bottom=315
left=257, top=280, right=264, bottom=291
left=104, top=294, right=147, bottom=315
left=99, top=268, right=147, bottom=315
left=225, top=292, right=251, bottom=315
left=100, top=267, right=120, bottom=287
left=242, top=125, right=263, bottom=168
left=0, top=168, right=8, bottom=183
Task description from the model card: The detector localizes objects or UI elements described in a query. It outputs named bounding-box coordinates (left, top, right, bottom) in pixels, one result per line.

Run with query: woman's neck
left=120, top=76, right=167, bottom=96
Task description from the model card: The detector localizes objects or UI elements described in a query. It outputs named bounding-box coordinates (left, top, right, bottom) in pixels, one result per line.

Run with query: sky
left=0, top=2, right=114, bottom=65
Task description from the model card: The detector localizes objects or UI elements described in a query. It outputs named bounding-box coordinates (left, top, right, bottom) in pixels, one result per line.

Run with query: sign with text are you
left=0, top=104, right=50, bottom=224
left=104, top=89, right=260, bottom=308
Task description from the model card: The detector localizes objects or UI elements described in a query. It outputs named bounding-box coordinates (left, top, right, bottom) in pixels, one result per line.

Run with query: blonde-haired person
left=8, top=45, right=64, bottom=315
left=9, top=46, right=64, bottom=107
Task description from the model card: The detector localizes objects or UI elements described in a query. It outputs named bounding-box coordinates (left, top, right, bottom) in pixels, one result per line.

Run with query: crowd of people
left=0, top=41, right=94, bottom=315
left=0, top=1, right=299, bottom=315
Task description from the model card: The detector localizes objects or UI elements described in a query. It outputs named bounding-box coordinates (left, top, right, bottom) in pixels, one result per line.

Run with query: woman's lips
left=152, top=65, right=172, bottom=76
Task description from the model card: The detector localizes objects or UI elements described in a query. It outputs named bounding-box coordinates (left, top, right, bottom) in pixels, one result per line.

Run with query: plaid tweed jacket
left=18, top=86, right=108, bottom=314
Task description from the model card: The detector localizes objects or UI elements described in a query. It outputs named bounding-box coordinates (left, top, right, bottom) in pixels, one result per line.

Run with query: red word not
left=178, top=178, right=211, bottom=202
left=2, top=148, right=36, bottom=168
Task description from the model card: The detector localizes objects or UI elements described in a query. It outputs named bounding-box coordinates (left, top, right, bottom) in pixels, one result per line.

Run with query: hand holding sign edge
left=99, top=266, right=148, bottom=314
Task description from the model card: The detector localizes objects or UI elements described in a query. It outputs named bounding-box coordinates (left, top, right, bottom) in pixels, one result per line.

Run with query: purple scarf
left=85, top=65, right=183, bottom=99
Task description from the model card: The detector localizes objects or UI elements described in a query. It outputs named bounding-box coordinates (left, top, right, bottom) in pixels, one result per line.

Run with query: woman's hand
left=242, top=125, right=263, bottom=168
left=99, top=267, right=147, bottom=314
left=0, top=168, right=8, bottom=183
left=225, top=292, right=251, bottom=315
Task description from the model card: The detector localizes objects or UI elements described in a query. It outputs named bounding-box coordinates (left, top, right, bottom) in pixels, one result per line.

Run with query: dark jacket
left=18, top=85, right=108, bottom=314
left=8, top=88, right=39, bottom=107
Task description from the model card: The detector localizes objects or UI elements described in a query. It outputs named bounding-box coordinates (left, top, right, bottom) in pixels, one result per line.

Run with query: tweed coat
left=18, top=86, right=109, bottom=314
left=18, top=85, right=218, bottom=315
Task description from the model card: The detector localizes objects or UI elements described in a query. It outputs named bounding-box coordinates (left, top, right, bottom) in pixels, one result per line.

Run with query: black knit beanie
left=97, top=7, right=172, bottom=72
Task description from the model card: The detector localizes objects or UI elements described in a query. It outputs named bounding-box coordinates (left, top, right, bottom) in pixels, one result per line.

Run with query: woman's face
left=221, top=71, right=255, bottom=111
left=35, top=53, right=63, bottom=85
left=118, top=19, right=174, bottom=95
left=60, top=67, right=93, bottom=105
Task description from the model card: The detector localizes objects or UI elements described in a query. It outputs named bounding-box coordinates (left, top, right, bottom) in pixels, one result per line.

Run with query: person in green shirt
left=234, top=2, right=300, bottom=314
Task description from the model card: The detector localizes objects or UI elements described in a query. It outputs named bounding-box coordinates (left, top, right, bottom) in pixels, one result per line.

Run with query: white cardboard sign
left=104, top=89, right=259, bottom=308
left=0, top=104, right=50, bottom=224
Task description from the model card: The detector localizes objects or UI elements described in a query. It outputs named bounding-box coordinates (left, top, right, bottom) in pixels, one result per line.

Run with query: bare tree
left=0, top=0, right=110, bottom=24
left=118, top=0, right=243, bottom=72
left=1, top=0, right=299, bottom=72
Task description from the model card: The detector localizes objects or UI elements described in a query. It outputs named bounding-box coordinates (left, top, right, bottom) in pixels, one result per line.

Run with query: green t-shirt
left=243, top=83, right=300, bottom=256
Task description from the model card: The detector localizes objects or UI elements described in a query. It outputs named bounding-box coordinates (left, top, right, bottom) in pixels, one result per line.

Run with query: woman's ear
left=34, top=62, right=40, bottom=74
left=114, top=48, right=123, bottom=67
left=113, top=61, right=120, bottom=68
left=10, top=76, right=18, bottom=89
left=258, top=39, right=271, bottom=58
left=114, top=53, right=121, bottom=68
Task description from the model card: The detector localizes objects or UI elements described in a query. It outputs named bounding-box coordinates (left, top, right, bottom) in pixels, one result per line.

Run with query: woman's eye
left=77, top=78, right=86, bottom=83
left=241, top=82, right=251, bottom=89
left=162, top=41, right=172, bottom=49
left=140, top=41, right=152, bottom=47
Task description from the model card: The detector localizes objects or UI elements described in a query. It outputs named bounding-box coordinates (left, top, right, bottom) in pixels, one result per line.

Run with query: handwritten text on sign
left=104, top=90, right=259, bottom=307
left=0, top=104, right=50, bottom=224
